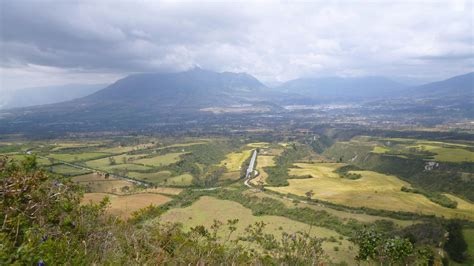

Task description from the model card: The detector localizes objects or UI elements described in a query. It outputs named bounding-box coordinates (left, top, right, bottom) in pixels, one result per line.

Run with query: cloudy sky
left=1, top=0, right=473, bottom=91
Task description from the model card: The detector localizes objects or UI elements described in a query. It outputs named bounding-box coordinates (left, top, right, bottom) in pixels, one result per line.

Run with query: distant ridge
left=410, top=72, right=474, bottom=97
left=82, top=67, right=268, bottom=108
left=276, top=76, right=408, bottom=100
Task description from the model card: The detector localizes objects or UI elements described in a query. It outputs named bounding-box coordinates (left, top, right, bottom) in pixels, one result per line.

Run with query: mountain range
left=0, top=69, right=472, bottom=133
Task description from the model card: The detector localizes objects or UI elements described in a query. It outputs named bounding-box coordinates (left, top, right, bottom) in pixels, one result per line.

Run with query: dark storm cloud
left=1, top=0, right=253, bottom=72
left=1, top=0, right=473, bottom=90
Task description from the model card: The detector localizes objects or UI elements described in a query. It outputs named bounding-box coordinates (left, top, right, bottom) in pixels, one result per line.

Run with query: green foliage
left=444, top=220, right=468, bottom=263
left=265, top=143, right=311, bottom=186
left=400, top=186, right=458, bottom=209
left=0, top=156, right=332, bottom=264
left=334, top=165, right=362, bottom=180
left=353, top=227, right=414, bottom=264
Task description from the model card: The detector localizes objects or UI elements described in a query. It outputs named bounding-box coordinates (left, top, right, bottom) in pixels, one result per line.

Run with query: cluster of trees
left=334, top=165, right=362, bottom=180
left=265, top=143, right=311, bottom=186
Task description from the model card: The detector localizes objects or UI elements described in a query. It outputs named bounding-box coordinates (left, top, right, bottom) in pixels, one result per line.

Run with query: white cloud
left=0, top=0, right=472, bottom=90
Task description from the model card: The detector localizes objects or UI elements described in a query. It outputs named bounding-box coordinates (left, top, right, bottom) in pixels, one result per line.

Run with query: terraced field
left=159, top=196, right=356, bottom=264
left=268, top=163, right=474, bottom=220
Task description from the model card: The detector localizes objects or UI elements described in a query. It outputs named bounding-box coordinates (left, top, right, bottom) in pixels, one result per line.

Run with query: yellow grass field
left=48, top=152, right=108, bottom=162
left=72, top=173, right=134, bottom=193
left=141, top=187, right=183, bottom=195
left=97, top=143, right=157, bottom=154
left=268, top=163, right=474, bottom=220
left=159, top=196, right=356, bottom=264
left=51, top=142, right=103, bottom=151
left=246, top=142, right=270, bottom=148
left=82, top=192, right=171, bottom=219
left=407, top=144, right=474, bottom=163
left=250, top=155, right=275, bottom=185
left=133, top=152, right=185, bottom=167
left=220, top=150, right=252, bottom=171
left=161, top=141, right=208, bottom=149
left=245, top=190, right=418, bottom=227
left=84, top=153, right=147, bottom=168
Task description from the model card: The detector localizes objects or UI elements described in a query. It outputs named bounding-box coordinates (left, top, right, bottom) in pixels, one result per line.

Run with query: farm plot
left=133, top=152, right=186, bottom=167
left=3, top=154, right=52, bottom=166
left=97, top=143, right=157, bottom=154
left=72, top=173, right=135, bottom=194
left=407, top=144, right=474, bottom=162
left=49, top=164, right=91, bottom=176
left=128, top=171, right=172, bottom=184
left=165, top=174, right=193, bottom=186
left=220, top=150, right=252, bottom=172
left=159, top=196, right=356, bottom=264
left=268, top=163, right=474, bottom=220
left=84, top=153, right=147, bottom=168
left=48, top=152, right=109, bottom=162
left=82, top=193, right=171, bottom=219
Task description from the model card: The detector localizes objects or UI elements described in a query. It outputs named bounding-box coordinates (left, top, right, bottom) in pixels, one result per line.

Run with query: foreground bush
left=0, top=155, right=328, bottom=264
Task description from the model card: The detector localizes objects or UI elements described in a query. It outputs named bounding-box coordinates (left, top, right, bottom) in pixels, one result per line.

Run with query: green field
left=464, top=229, right=474, bottom=265
left=407, top=144, right=474, bottom=162
left=133, top=152, right=185, bottom=167
left=49, top=164, right=91, bottom=176
left=269, top=163, right=474, bottom=220
left=128, top=171, right=172, bottom=184
left=48, top=152, right=109, bottom=162
left=97, top=143, right=156, bottom=154
left=73, top=173, right=134, bottom=193
left=248, top=190, right=418, bottom=227
left=165, top=174, right=193, bottom=186
left=159, top=196, right=356, bottom=264
left=84, top=153, right=148, bottom=168
left=101, top=163, right=152, bottom=172
left=4, top=154, right=52, bottom=166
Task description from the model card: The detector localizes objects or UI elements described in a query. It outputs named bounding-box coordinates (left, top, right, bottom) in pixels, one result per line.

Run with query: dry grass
left=133, top=152, right=186, bottom=167
left=244, top=190, right=418, bottom=227
left=246, top=142, right=270, bottom=148
left=269, top=163, right=474, bottom=220
left=72, top=173, right=135, bottom=194
left=220, top=150, right=252, bottom=172
left=82, top=192, right=171, bottom=219
left=141, top=187, right=183, bottom=195
left=159, top=196, right=356, bottom=264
